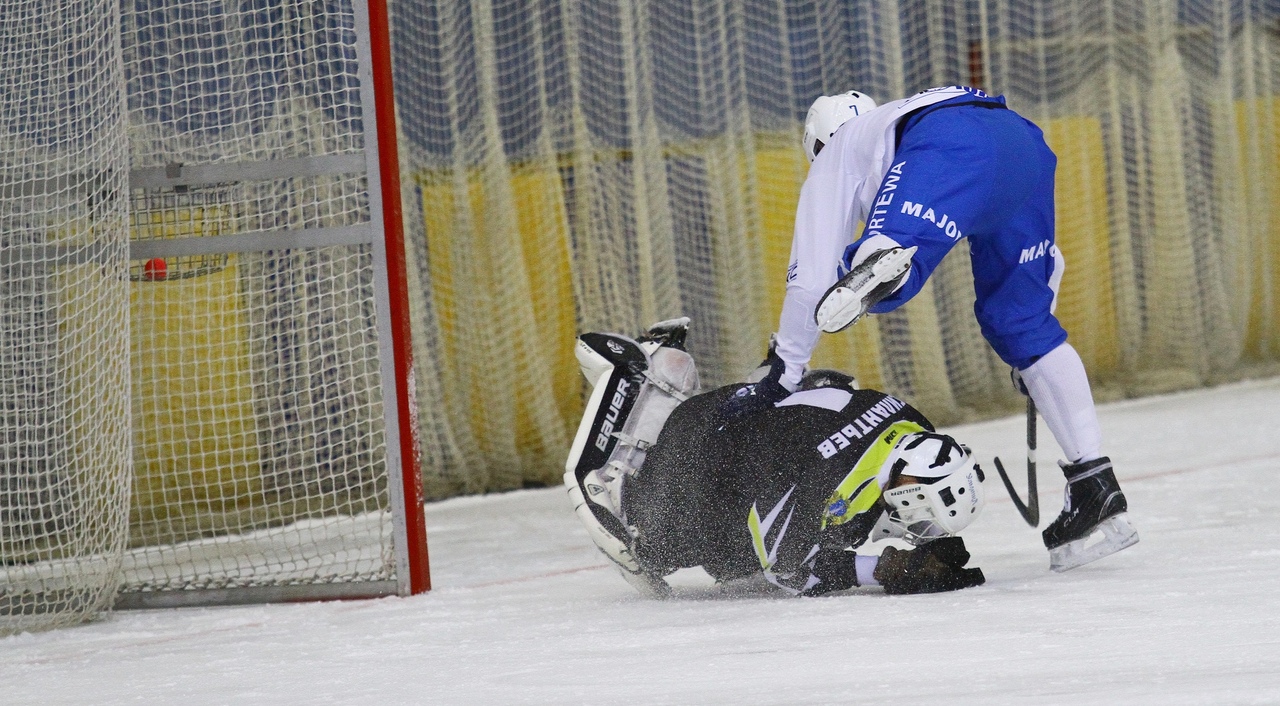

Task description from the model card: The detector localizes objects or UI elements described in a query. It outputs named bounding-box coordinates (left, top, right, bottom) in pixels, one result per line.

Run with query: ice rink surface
left=4, top=378, right=1280, bottom=705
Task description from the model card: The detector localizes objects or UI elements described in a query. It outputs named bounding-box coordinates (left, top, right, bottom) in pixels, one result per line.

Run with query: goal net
left=1, top=0, right=426, bottom=633
left=394, top=0, right=1280, bottom=496
left=0, top=0, right=131, bottom=632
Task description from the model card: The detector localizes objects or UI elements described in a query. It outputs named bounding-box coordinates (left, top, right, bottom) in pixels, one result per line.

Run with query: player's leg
left=818, top=104, right=1009, bottom=333
left=970, top=116, right=1137, bottom=571
left=1021, top=349, right=1137, bottom=572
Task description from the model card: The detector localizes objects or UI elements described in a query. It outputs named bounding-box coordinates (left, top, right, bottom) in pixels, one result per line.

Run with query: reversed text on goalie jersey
left=817, top=396, right=907, bottom=458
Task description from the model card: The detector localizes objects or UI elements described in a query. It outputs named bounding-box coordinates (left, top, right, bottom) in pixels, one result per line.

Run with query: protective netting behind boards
left=394, top=0, right=1280, bottom=497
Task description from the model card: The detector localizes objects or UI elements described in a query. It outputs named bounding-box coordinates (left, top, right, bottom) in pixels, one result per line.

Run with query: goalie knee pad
left=563, top=328, right=699, bottom=596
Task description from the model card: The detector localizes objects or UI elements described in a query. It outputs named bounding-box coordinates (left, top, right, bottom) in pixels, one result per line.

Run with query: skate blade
left=618, top=567, right=672, bottom=600
left=815, top=247, right=915, bottom=333
left=1049, top=513, right=1139, bottom=573
left=815, top=287, right=868, bottom=333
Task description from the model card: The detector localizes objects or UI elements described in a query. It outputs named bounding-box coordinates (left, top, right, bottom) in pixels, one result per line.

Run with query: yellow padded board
left=418, top=164, right=577, bottom=473
left=417, top=173, right=506, bottom=463
left=508, top=165, right=578, bottom=465
left=130, top=237, right=261, bottom=544
left=1044, top=116, right=1121, bottom=376
left=1237, top=97, right=1280, bottom=358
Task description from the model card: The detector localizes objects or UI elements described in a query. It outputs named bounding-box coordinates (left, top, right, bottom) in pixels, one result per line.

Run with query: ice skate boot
left=636, top=316, right=690, bottom=351
left=1042, top=457, right=1138, bottom=572
left=814, top=246, right=916, bottom=333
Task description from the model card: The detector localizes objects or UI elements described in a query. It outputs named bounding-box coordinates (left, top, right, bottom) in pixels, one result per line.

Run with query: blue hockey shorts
left=854, top=95, right=1067, bottom=369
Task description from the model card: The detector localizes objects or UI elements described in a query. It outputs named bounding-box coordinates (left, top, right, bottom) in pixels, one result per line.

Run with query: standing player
left=727, top=86, right=1137, bottom=572
left=564, top=320, right=986, bottom=598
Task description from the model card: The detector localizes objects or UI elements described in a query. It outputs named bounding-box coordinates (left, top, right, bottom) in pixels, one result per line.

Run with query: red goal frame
left=368, top=0, right=431, bottom=596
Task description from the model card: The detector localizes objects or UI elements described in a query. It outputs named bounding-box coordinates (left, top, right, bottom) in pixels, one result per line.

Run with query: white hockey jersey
left=776, top=86, right=984, bottom=388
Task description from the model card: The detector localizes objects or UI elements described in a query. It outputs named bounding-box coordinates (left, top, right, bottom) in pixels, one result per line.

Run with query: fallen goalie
left=564, top=317, right=987, bottom=598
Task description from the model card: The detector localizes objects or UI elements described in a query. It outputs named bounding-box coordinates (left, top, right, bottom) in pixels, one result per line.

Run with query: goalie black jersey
left=624, top=382, right=933, bottom=595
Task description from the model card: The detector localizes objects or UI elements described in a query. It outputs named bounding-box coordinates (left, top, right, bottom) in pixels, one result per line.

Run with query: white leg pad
left=563, top=332, right=698, bottom=597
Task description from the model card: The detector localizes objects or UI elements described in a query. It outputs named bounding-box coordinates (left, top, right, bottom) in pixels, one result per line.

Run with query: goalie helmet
left=878, top=432, right=986, bottom=543
left=803, top=90, right=878, bottom=163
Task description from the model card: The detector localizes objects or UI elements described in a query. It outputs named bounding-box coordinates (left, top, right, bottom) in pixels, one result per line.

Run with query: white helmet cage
left=880, top=432, right=986, bottom=543
left=802, top=90, right=878, bottom=163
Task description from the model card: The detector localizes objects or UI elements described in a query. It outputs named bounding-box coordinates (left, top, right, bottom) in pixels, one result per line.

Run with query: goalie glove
left=814, top=245, right=916, bottom=333
left=719, top=339, right=792, bottom=419
left=872, top=536, right=985, bottom=595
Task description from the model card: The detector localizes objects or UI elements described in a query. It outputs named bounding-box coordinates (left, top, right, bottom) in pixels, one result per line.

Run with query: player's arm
left=799, top=546, right=878, bottom=595
left=722, top=174, right=862, bottom=419
left=750, top=540, right=866, bottom=596
left=801, top=536, right=985, bottom=596
left=744, top=482, right=881, bottom=596
left=775, top=150, right=864, bottom=390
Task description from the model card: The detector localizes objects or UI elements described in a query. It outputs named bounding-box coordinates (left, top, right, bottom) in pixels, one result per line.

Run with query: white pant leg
left=1019, top=342, right=1102, bottom=464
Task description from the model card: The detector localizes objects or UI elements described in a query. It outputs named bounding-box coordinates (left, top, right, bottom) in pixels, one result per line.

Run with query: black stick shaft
left=993, top=396, right=1041, bottom=527
left=1025, top=397, right=1039, bottom=525
left=1027, top=397, right=1036, bottom=475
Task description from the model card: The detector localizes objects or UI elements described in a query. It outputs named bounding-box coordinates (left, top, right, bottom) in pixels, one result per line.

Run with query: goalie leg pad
left=566, top=333, right=699, bottom=485
left=564, top=331, right=698, bottom=596
left=564, top=470, right=671, bottom=599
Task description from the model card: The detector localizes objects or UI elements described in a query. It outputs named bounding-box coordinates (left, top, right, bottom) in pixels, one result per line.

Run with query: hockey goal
left=0, top=0, right=428, bottom=633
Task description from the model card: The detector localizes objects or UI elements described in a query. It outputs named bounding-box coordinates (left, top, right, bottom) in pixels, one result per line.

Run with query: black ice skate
left=1042, top=457, right=1138, bottom=572
left=814, top=246, right=916, bottom=333
left=636, top=316, right=690, bottom=350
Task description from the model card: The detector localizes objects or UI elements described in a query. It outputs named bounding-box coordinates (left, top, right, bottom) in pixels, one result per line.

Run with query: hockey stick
left=993, top=397, right=1039, bottom=527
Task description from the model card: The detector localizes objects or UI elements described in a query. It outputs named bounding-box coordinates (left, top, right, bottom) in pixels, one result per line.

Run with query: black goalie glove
left=872, top=536, right=985, bottom=595
left=719, top=344, right=790, bottom=419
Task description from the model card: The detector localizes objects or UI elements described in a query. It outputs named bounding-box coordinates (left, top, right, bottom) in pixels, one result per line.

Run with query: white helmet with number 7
left=878, top=432, right=986, bottom=543
left=803, top=90, right=878, bottom=163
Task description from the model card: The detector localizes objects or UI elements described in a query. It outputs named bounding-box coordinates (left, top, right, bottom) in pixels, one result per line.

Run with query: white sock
left=1018, top=342, right=1103, bottom=464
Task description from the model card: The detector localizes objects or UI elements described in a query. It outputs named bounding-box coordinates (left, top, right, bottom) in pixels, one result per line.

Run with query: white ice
left=4, top=378, right=1280, bottom=705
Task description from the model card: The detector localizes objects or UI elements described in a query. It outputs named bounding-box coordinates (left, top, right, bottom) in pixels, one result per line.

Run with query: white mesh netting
left=0, top=0, right=132, bottom=631
left=6, top=0, right=1280, bottom=631
left=119, top=0, right=399, bottom=599
left=2, top=0, right=417, bottom=633
left=392, top=0, right=1280, bottom=497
